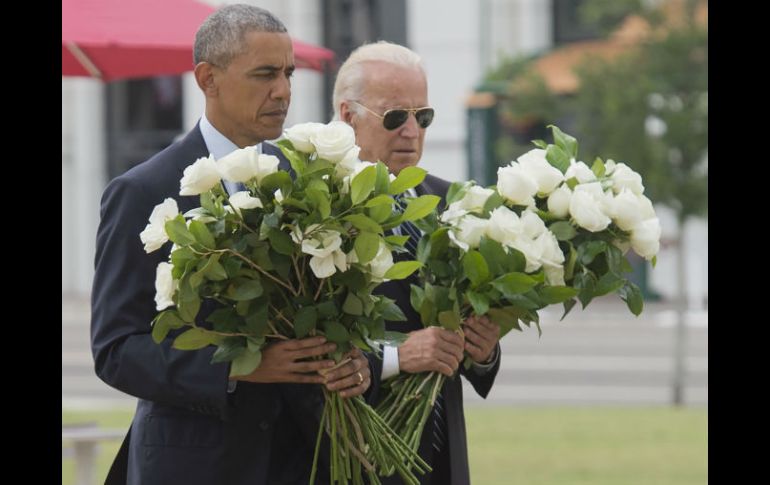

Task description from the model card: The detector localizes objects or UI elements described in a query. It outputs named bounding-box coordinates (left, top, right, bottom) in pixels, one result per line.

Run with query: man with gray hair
left=91, top=5, right=377, bottom=484
left=333, top=41, right=503, bottom=485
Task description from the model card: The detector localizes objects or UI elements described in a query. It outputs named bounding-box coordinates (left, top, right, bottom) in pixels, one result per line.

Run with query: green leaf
left=244, top=304, right=269, bottom=336
left=478, top=237, right=508, bottom=271
left=578, top=240, right=608, bottom=265
left=177, top=278, right=200, bottom=323
left=367, top=204, right=393, bottom=223
left=173, top=327, right=220, bottom=350
left=605, top=245, right=625, bottom=276
left=591, top=157, right=606, bottom=178
left=545, top=145, right=570, bottom=174
left=210, top=337, right=246, bottom=364
left=294, top=306, right=318, bottom=338
left=351, top=165, right=377, bottom=205
left=281, top=197, right=310, bottom=212
left=564, top=243, right=577, bottom=281
left=573, top=272, right=597, bottom=308
left=539, top=286, right=579, bottom=304
left=619, top=282, right=644, bottom=316
left=205, top=260, right=228, bottom=281
left=354, top=231, right=380, bottom=264
left=170, top=246, right=195, bottom=268
left=438, top=310, right=462, bottom=330
left=229, top=349, right=262, bottom=377
left=428, top=227, right=451, bottom=259
left=227, top=279, right=263, bottom=300
left=462, top=250, right=490, bottom=287
left=549, top=221, right=577, bottom=241
left=532, top=139, right=547, bottom=149
left=306, top=188, right=331, bottom=219
left=594, top=272, right=626, bottom=297
left=267, top=228, right=295, bottom=256
left=487, top=306, right=524, bottom=338
left=260, top=170, right=293, bottom=196
left=374, top=162, right=391, bottom=195
left=383, top=261, right=423, bottom=280
left=342, top=292, right=364, bottom=316
left=379, top=297, right=407, bottom=322
left=364, top=194, right=395, bottom=208
left=165, top=216, right=196, bottom=246
left=481, top=191, right=505, bottom=216
left=466, top=291, right=490, bottom=315
left=401, top=195, right=441, bottom=221
left=276, top=139, right=307, bottom=175
left=206, top=308, right=240, bottom=333
left=410, top=285, right=425, bottom=316
left=343, top=214, right=382, bottom=234
left=316, top=301, right=338, bottom=318
left=548, top=124, right=578, bottom=159
left=446, top=181, right=470, bottom=205
left=490, top=272, right=538, bottom=297
left=561, top=298, right=578, bottom=321
left=566, top=177, right=579, bottom=190
left=188, top=220, right=215, bottom=248
left=323, top=321, right=350, bottom=344
left=151, top=311, right=186, bottom=343
left=388, top=166, right=428, bottom=194
left=385, top=234, right=410, bottom=247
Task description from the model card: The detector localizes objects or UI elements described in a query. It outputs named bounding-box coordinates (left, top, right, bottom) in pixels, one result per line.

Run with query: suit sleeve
left=90, top=175, right=231, bottom=419
left=460, top=342, right=501, bottom=399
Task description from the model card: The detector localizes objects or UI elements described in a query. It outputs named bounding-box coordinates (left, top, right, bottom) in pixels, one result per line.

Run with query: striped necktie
left=395, top=192, right=448, bottom=453
left=393, top=193, right=422, bottom=258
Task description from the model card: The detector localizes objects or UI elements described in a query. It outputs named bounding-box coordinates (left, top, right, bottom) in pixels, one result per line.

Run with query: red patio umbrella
left=62, top=0, right=334, bottom=82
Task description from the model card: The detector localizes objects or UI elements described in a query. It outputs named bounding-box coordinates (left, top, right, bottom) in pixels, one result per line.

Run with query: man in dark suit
left=333, top=41, right=503, bottom=485
left=90, top=5, right=378, bottom=485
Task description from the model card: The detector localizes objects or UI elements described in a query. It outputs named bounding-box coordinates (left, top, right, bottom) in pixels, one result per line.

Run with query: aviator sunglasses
left=351, top=100, right=435, bottom=130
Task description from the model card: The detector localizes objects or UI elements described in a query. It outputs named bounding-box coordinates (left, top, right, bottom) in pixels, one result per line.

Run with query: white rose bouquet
left=376, top=125, right=661, bottom=462
left=141, top=121, right=442, bottom=484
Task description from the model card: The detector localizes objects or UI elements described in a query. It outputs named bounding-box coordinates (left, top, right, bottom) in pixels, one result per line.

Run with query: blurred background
left=62, top=0, right=707, bottom=484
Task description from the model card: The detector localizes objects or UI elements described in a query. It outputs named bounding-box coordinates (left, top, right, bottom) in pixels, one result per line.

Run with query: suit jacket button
left=259, top=420, right=270, bottom=431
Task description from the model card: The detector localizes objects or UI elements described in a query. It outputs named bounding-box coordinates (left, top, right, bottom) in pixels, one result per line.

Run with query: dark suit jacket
left=91, top=124, right=382, bottom=485
left=376, top=174, right=501, bottom=485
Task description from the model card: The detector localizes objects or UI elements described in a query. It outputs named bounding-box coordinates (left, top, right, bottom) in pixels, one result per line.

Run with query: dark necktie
left=393, top=194, right=421, bottom=259
left=394, top=192, right=448, bottom=454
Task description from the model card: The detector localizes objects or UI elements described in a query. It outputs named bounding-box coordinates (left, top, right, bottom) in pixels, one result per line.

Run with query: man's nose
left=398, top=113, right=421, bottom=138
left=271, top=74, right=291, bottom=100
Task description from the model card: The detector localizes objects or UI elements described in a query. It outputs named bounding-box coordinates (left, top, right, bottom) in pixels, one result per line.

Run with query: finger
left=436, top=328, right=464, bottom=347
left=322, top=358, right=362, bottom=383
left=280, top=336, right=328, bottom=351
left=288, top=342, right=337, bottom=360
left=339, top=376, right=370, bottom=399
left=464, top=324, right=493, bottom=348
left=464, top=339, right=484, bottom=360
left=326, top=367, right=369, bottom=392
left=434, top=349, right=461, bottom=373
left=286, top=373, right=327, bottom=384
left=291, top=360, right=336, bottom=373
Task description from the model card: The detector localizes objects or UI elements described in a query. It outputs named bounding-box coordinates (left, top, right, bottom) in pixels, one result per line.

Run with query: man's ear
left=339, top=101, right=355, bottom=125
left=194, top=62, right=218, bottom=97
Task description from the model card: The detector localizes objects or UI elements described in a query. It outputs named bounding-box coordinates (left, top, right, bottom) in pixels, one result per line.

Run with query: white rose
left=604, top=159, right=617, bottom=175
left=547, top=184, right=572, bottom=218
left=154, top=262, right=177, bottom=311
left=284, top=122, right=324, bottom=153
left=369, top=242, right=394, bottom=283
left=456, top=185, right=495, bottom=214
left=497, top=163, right=538, bottom=207
left=180, top=155, right=221, bottom=196
left=228, top=191, right=264, bottom=214
left=439, top=202, right=468, bottom=224
left=520, top=209, right=547, bottom=239
left=517, top=149, right=565, bottom=195
left=447, top=215, right=488, bottom=251
left=538, top=229, right=566, bottom=285
left=140, top=198, right=179, bottom=253
left=569, top=189, right=611, bottom=232
left=611, top=189, right=656, bottom=231
left=310, top=121, right=356, bottom=163
left=218, top=149, right=279, bottom=185
left=334, top=146, right=362, bottom=179
left=630, top=217, right=661, bottom=260
left=565, top=160, right=596, bottom=183
left=611, top=162, right=644, bottom=195
left=274, top=189, right=284, bottom=203
left=485, top=206, right=522, bottom=246
left=300, top=226, right=348, bottom=278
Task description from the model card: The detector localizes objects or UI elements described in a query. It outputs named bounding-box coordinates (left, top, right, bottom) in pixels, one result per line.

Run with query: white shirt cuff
left=381, top=345, right=400, bottom=380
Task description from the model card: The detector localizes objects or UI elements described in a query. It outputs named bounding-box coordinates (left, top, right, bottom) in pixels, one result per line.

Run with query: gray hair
left=332, top=41, right=425, bottom=119
left=194, top=4, right=287, bottom=67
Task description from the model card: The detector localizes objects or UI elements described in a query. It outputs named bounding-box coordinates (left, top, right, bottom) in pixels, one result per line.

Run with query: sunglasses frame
left=350, top=100, right=434, bottom=130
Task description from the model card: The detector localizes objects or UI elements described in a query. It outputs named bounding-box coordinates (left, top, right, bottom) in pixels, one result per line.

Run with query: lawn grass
left=62, top=405, right=707, bottom=485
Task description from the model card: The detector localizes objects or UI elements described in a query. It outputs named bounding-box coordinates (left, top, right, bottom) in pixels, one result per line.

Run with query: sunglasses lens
left=383, top=110, right=409, bottom=130
left=415, top=108, right=435, bottom=128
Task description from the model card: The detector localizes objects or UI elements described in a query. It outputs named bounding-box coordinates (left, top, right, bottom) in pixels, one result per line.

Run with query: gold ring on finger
left=356, top=371, right=364, bottom=384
